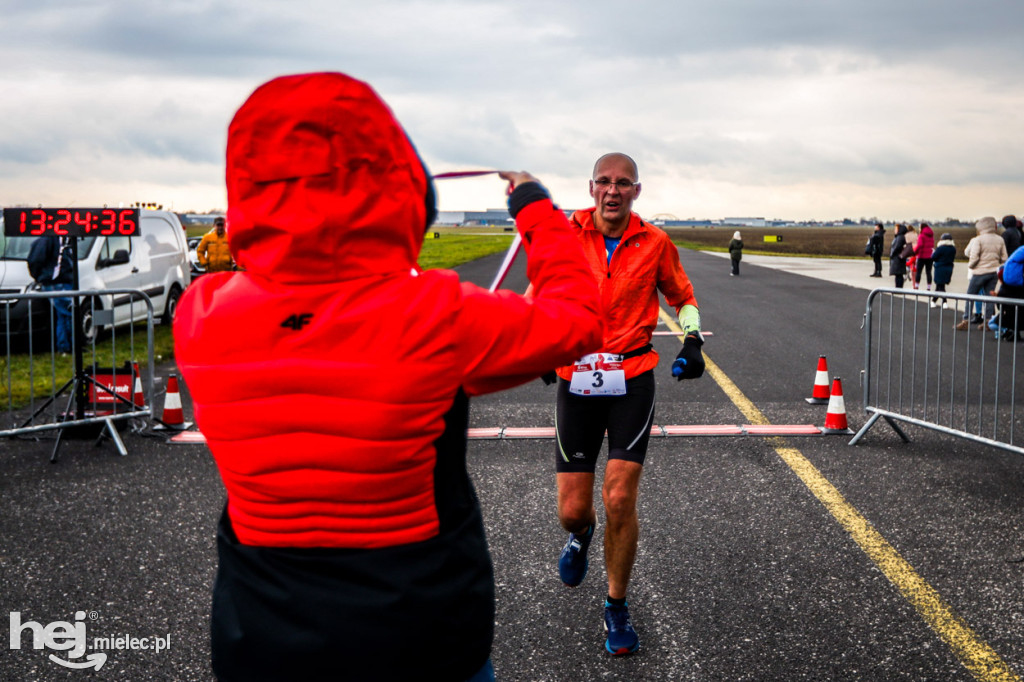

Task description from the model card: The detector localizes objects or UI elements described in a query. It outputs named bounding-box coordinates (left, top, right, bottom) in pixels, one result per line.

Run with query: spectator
left=904, top=224, right=919, bottom=288
left=889, top=223, right=909, bottom=289
left=913, top=222, right=935, bottom=290
left=867, top=223, right=885, bottom=277
left=196, top=217, right=233, bottom=272
left=956, top=216, right=1007, bottom=331
left=26, top=234, right=74, bottom=353
left=931, top=232, right=956, bottom=309
left=962, top=237, right=983, bottom=322
left=174, top=72, right=603, bottom=682
left=1002, top=215, right=1022, bottom=257
left=996, top=247, right=1024, bottom=342
left=729, top=230, right=743, bottom=276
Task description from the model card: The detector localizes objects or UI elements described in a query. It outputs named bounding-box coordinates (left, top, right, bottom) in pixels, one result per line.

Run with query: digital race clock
left=2, top=208, right=141, bottom=237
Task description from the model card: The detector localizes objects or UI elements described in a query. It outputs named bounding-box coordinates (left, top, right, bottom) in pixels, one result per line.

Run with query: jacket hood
left=976, top=216, right=997, bottom=235
left=225, top=72, right=433, bottom=283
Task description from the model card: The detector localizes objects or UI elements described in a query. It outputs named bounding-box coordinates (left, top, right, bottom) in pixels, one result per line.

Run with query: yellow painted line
left=658, top=308, right=1020, bottom=682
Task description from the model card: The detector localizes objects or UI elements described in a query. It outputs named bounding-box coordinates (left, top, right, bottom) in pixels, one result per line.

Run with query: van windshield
left=0, top=235, right=96, bottom=260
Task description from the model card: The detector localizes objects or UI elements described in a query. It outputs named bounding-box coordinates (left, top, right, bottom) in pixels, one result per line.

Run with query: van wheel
left=161, top=285, right=182, bottom=325
left=79, top=297, right=99, bottom=345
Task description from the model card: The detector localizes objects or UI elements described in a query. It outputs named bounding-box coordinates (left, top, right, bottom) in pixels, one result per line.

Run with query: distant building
left=463, top=209, right=512, bottom=226
left=723, top=217, right=767, bottom=227
left=435, top=209, right=513, bottom=226
left=436, top=211, right=465, bottom=225
left=651, top=219, right=714, bottom=227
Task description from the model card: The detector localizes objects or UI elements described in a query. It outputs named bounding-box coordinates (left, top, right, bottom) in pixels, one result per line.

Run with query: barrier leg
left=849, top=411, right=912, bottom=446
left=884, top=415, right=912, bottom=443
left=848, top=412, right=880, bottom=446
left=96, top=418, right=128, bottom=457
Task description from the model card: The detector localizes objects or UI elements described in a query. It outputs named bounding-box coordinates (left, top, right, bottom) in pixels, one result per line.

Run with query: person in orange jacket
left=552, top=152, right=704, bottom=656
left=196, top=217, right=233, bottom=272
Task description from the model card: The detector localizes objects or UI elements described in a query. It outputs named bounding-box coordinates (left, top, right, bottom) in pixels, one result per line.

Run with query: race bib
left=569, top=353, right=627, bottom=396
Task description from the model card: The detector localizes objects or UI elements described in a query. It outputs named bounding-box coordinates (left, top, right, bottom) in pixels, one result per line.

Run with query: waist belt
left=619, top=344, right=652, bottom=360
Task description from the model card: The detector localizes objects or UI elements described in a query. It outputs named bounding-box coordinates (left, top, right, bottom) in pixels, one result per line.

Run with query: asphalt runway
left=2, top=247, right=1021, bottom=681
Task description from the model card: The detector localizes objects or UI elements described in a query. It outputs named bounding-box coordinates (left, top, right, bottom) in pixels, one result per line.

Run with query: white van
left=0, top=209, right=191, bottom=343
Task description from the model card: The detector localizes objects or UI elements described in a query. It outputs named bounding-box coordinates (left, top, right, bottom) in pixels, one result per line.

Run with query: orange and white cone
left=822, top=377, right=851, bottom=433
left=132, top=362, right=145, bottom=408
left=805, top=355, right=831, bottom=404
left=160, top=374, right=186, bottom=428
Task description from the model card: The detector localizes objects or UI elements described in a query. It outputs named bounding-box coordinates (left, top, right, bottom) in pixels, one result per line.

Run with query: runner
left=552, top=152, right=704, bottom=655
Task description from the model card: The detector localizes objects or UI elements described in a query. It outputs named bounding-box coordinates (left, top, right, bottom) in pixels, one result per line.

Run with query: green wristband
left=678, top=304, right=701, bottom=335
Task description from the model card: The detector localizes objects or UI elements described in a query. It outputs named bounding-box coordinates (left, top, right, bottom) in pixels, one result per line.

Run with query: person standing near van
left=197, top=217, right=233, bottom=272
left=729, top=230, right=743, bottom=276
left=27, top=234, right=74, bottom=353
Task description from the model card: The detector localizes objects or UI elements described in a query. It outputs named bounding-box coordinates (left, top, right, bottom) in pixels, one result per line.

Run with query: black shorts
left=555, top=370, right=656, bottom=473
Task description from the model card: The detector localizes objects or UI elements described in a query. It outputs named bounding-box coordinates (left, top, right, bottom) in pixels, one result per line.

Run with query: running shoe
left=604, top=600, right=640, bottom=655
left=558, top=524, right=594, bottom=587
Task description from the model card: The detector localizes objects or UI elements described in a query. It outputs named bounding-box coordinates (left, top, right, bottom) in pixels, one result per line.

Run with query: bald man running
left=552, top=152, right=704, bottom=655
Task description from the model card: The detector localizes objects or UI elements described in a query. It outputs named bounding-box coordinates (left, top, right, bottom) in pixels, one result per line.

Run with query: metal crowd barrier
left=1, top=289, right=156, bottom=460
left=852, top=287, right=1023, bottom=455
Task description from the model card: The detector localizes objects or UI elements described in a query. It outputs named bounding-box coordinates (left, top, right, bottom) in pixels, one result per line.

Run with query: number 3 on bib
left=569, top=353, right=627, bottom=396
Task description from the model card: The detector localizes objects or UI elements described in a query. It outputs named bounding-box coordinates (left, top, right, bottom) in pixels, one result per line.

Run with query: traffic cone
left=156, top=374, right=190, bottom=430
left=132, top=362, right=145, bottom=407
left=805, top=355, right=831, bottom=404
left=822, top=377, right=851, bottom=434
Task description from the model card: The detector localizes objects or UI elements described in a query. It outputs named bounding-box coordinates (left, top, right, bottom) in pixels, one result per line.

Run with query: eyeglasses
left=592, top=179, right=638, bottom=190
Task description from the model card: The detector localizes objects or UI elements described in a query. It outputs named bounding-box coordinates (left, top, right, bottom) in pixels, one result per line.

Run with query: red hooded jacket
left=173, top=73, right=601, bottom=681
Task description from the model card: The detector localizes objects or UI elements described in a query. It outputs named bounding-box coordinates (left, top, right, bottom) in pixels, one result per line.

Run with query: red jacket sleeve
left=457, top=198, right=603, bottom=396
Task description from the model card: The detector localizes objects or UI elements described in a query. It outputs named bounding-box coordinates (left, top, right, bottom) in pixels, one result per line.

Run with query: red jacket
left=173, top=72, right=601, bottom=681
left=556, top=208, right=698, bottom=381
left=914, top=224, right=935, bottom=260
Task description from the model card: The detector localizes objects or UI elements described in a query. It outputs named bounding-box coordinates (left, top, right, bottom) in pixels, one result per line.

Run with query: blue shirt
left=603, top=235, right=621, bottom=266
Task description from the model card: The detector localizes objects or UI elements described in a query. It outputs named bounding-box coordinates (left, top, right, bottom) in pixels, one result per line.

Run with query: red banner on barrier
left=86, top=362, right=137, bottom=409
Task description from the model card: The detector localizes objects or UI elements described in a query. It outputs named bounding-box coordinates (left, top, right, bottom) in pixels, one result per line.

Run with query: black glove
left=541, top=370, right=558, bottom=386
left=671, top=333, right=705, bottom=380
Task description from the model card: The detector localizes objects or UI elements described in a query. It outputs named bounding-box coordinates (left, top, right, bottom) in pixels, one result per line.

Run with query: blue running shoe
left=558, top=524, right=594, bottom=587
left=604, top=600, right=640, bottom=655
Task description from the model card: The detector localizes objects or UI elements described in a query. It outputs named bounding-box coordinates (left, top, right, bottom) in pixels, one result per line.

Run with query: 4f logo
left=281, top=313, right=313, bottom=331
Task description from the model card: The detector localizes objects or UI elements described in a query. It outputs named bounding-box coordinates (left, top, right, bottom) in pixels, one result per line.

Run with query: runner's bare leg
left=602, top=459, right=643, bottom=600
left=557, top=472, right=596, bottom=533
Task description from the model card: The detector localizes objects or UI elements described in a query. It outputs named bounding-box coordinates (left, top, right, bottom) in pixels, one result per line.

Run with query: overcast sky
left=2, top=0, right=1023, bottom=221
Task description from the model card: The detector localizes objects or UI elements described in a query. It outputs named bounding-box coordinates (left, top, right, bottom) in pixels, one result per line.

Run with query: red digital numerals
left=10, top=208, right=139, bottom=236
left=73, top=210, right=94, bottom=234
left=117, top=209, right=137, bottom=235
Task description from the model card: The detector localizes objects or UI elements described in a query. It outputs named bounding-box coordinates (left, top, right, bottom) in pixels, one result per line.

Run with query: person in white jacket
left=957, top=216, right=1007, bottom=329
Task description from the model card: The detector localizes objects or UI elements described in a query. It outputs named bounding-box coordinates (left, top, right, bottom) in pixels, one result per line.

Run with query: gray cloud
left=3, top=0, right=1024, bottom=218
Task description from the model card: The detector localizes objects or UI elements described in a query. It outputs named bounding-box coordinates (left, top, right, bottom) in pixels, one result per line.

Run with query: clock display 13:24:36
left=2, top=208, right=141, bottom=237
